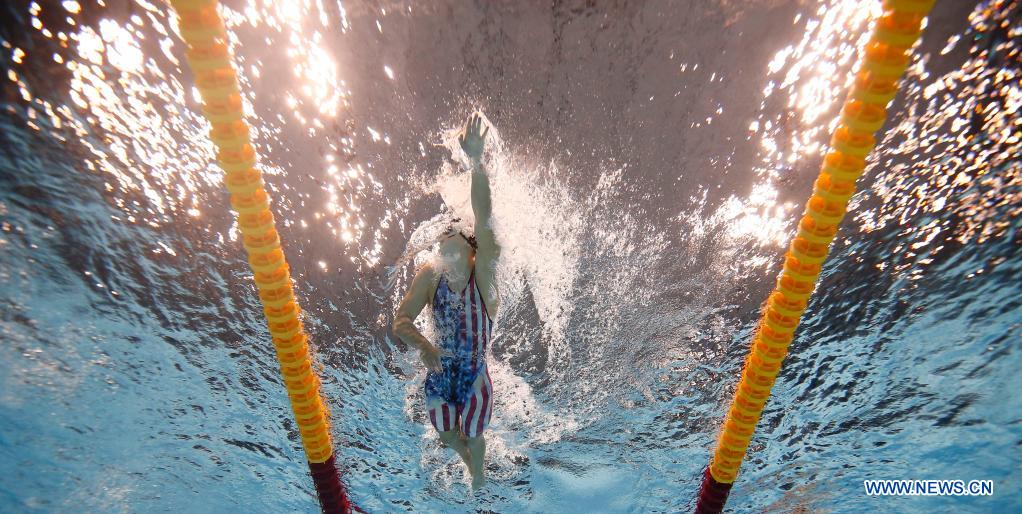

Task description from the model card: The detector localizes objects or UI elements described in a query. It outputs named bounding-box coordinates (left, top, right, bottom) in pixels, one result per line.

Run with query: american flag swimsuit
left=424, top=265, right=493, bottom=438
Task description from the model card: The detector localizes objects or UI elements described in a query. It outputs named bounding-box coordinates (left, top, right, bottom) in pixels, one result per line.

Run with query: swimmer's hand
left=419, top=344, right=453, bottom=373
left=459, top=112, right=489, bottom=162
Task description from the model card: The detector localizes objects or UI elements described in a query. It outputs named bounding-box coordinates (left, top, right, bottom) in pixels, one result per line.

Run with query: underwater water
left=1, top=0, right=1020, bottom=512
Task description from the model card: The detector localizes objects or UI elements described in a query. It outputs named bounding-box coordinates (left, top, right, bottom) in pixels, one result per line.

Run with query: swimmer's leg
left=461, top=369, right=492, bottom=490
left=428, top=398, right=473, bottom=469
left=466, top=434, right=486, bottom=490
left=438, top=425, right=472, bottom=470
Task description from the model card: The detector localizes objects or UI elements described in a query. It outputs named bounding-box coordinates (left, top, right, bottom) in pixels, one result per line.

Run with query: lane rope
left=694, top=1, right=937, bottom=512
left=167, top=1, right=351, bottom=511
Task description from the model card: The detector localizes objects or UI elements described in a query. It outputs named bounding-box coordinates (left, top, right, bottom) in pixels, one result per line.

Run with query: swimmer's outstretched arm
left=460, top=113, right=502, bottom=314
left=393, top=263, right=448, bottom=373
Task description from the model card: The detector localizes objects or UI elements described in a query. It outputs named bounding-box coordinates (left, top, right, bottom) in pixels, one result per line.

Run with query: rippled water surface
left=1, top=0, right=1019, bottom=512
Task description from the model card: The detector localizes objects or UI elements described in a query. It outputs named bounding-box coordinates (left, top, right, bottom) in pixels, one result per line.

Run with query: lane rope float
left=167, top=1, right=351, bottom=512
left=694, top=1, right=937, bottom=512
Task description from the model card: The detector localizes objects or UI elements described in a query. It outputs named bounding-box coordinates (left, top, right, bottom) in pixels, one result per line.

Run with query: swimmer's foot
left=471, top=471, right=486, bottom=491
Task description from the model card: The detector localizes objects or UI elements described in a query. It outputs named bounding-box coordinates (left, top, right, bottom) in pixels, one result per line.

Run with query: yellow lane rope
left=708, top=0, right=937, bottom=485
left=168, top=0, right=334, bottom=465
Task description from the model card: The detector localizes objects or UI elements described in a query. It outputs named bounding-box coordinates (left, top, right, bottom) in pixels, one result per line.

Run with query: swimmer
left=393, top=113, right=502, bottom=491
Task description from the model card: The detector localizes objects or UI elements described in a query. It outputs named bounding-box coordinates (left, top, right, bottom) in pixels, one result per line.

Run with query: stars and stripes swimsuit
left=424, top=265, right=493, bottom=438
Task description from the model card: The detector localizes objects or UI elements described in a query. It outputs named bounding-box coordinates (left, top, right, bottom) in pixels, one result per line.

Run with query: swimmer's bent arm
left=392, top=263, right=444, bottom=373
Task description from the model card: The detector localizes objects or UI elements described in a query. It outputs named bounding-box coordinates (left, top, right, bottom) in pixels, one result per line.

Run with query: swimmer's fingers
left=419, top=349, right=441, bottom=373
left=431, top=350, right=447, bottom=372
left=481, top=126, right=489, bottom=140
left=427, top=358, right=442, bottom=374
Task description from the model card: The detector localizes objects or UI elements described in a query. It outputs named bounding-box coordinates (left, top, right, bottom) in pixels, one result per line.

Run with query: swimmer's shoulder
left=412, top=261, right=442, bottom=296
left=412, top=261, right=437, bottom=283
